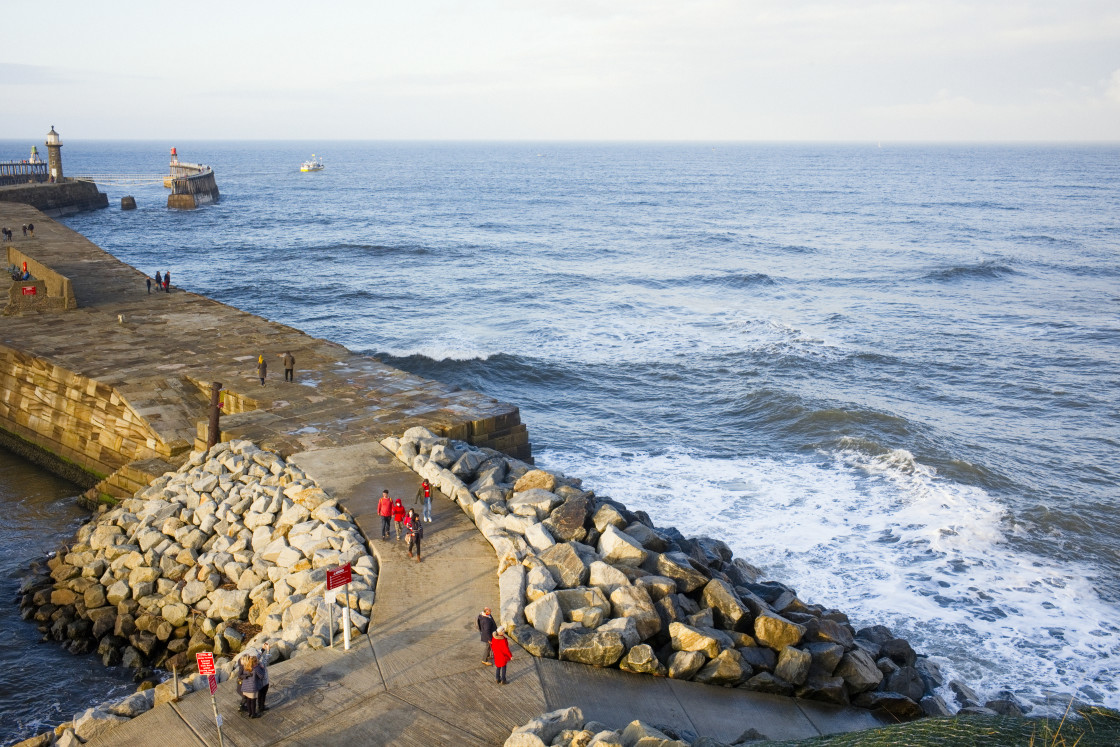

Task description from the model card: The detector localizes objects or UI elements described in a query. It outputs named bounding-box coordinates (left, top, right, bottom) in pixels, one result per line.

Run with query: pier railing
left=0, top=161, right=50, bottom=187
left=169, top=162, right=218, bottom=196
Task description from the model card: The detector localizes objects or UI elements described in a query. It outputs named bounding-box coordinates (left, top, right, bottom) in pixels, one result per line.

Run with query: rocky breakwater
left=18, top=439, right=377, bottom=682
left=382, top=427, right=963, bottom=723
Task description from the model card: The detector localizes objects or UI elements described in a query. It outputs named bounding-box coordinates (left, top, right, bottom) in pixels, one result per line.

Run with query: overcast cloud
left=0, top=0, right=1117, bottom=140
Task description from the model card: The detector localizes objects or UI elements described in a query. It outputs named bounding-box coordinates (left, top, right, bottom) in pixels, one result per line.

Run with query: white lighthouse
left=45, top=126, right=63, bottom=180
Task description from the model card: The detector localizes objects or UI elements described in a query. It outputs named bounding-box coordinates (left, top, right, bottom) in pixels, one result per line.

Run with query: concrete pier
left=2, top=202, right=882, bottom=745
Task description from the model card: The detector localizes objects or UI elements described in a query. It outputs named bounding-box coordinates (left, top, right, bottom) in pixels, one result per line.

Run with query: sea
left=1, top=140, right=1118, bottom=740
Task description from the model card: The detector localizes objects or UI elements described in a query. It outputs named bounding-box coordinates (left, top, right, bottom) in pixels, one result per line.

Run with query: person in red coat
left=392, top=497, right=407, bottom=540
left=491, top=630, right=513, bottom=684
left=377, top=490, right=393, bottom=540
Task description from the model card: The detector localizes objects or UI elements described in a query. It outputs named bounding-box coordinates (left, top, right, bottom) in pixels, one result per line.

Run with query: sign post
left=326, top=563, right=353, bottom=651
left=196, top=652, right=225, bottom=747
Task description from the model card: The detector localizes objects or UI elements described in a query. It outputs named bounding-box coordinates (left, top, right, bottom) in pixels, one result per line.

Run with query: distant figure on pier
left=146, top=276, right=152, bottom=294
left=257, top=355, right=267, bottom=386
left=21, top=225, right=27, bottom=237
left=27, top=223, right=33, bottom=238
left=477, top=608, right=497, bottom=665
left=163, top=270, right=171, bottom=292
left=2, top=227, right=11, bottom=242
left=281, top=351, right=295, bottom=382
left=378, top=490, right=393, bottom=540
left=155, top=271, right=162, bottom=290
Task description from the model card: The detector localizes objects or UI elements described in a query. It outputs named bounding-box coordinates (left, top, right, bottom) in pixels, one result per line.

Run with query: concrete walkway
left=88, top=442, right=882, bottom=746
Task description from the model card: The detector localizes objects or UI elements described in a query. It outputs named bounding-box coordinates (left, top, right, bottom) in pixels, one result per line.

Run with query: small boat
left=300, top=155, right=324, bottom=172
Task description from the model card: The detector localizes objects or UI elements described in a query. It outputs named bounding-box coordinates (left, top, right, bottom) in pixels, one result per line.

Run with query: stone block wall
left=0, top=181, right=108, bottom=216
left=0, top=345, right=170, bottom=479
left=5, top=247, right=77, bottom=313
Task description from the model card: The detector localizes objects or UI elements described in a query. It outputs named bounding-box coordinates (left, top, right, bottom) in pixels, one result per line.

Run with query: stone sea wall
left=16, top=439, right=378, bottom=745
left=383, top=428, right=970, bottom=723
left=0, top=181, right=108, bottom=217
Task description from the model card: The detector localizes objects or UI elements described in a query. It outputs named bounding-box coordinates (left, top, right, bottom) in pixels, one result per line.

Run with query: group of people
left=150, top=270, right=171, bottom=293
left=376, top=480, right=432, bottom=561
left=2, top=224, right=33, bottom=242
left=8, top=261, right=31, bottom=281
left=256, top=351, right=296, bottom=385
left=477, top=607, right=513, bottom=684
left=235, top=643, right=271, bottom=719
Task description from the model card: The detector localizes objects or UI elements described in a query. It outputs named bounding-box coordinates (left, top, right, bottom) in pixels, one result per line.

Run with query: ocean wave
left=923, top=260, right=1018, bottom=282
left=690, top=272, right=778, bottom=289
left=538, top=444, right=1120, bottom=712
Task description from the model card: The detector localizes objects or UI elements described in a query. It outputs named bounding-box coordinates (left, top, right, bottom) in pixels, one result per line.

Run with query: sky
left=1, top=0, right=1118, bottom=141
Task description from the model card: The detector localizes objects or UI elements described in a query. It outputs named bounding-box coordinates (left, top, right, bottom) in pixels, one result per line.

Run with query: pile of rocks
left=18, top=439, right=377, bottom=678
left=504, top=707, right=764, bottom=747
left=383, top=428, right=959, bottom=721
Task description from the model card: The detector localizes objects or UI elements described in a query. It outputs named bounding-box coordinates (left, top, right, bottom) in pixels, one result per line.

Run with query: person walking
left=163, top=270, right=171, bottom=291
left=491, top=630, right=513, bottom=685
left=146, top=276, right=152, bottom=294
left=26, top=223, right=33, bottom=238
left=257, top=355, right=267, bottom=386
left=21, top=225, right=27, bottom=237
left=377, top=490, right=393, bottom=540
left=406, top=509, right=424, bottom=562
left=414, top=478, right=433, bottom=523
left=282, top=351, right=295, bottom=382
left=477, top=607, right=497, bottom=665
left=392, top=495, right=407, bottom=540
left=155, top=271, right=162, bottom=290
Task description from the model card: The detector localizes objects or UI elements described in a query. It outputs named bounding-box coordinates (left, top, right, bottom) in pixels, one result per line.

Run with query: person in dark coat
left=163, top=270, right=170, bottom=291
left=257, top=355, right=267, bottom=386
left=491, top=630, right=513, bottom=684
left=26, top=223, right=33, bottom=238
left=237, top=653, right=262, bottom=717
left=155, top=271, right=162, bottom=290
left=406, top=509, right=424, bottom=562
left=377, top=490, right=393, bottom=539
left=282, top=351, right=295, bottom=382
left=477, top=607, right=497, bottom=664
left=146, top=276, right=152, bottom=294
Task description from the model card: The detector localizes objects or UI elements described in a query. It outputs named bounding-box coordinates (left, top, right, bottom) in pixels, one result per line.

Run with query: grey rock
left=618, top=643, right=667, bottom=676
left=835, top=649, right=883, bottom=693
left=525, top=592, right=564, bottom=636
left=505, top=706, right=584, bottom=747
left=883, top=666, right=925, bottom=702
left=509, top=624, right=557, bottom=658
left=694, top=648, right=746, bottom=686
left=774, top=645, right=811, bottom=686
left=544, top=495, right=590, bottom=542
left=753, top=612, right=805, bottom=651
left=558, top=627, right=624, bottom=667
left=654, top=552, right=708, bottom=593
left=667, top=650, right=707, bottom=680
left=742, top=671, right=793, bottom=695
left=700, top=579, right=752, bottom=633
left=853, top=691, right=923, bottom=721
left=541, top=543, right=590, bottom=589
left=920, top=694, right=953, bottom=717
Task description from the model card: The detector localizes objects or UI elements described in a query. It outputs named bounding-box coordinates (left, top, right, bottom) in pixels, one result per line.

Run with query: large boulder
left=541, top=543, right=590, bottom=589
left=618, top=643, right=667, bottom=676
left=544, top=496, right=590, bottom=542
left=525, top=592, right=564, bottom=637
left=653, top=553, right=707, bottom=593
left=753, top=612, right=805, bottom=651
left=774, top=646, right=811, bottom=686
left=835, top=649, right=883, bottom=693
left=509, top=489, right=562, bottom=520
left=554, top=587, right=612, bottom=619
left=208, top=589, right=250, bottom=620
left=700, top=579, right=752, bottom=633
left=588, top=561, right=631, bottom=596
left=597, top=526, right=648, bottom=568
left=509, top=624, right=557, bottom=658
left=669, top=622, right=722, bottom=658
left=513, top=470, right=559, bottom=493
left=667, top=650, right=707, bottom=680
left=499, top=564, right=527, bottom=630
left=694, top=648, right=746, bottom=686
left=72, top=708, right=128, bottom=742
left=558, top=627, right=624, bottom=667
left=608, top=586, right=660, bottom=640
left=592, top=504, right=628, bottom=533
left=505, top=706, right=583, bottom=747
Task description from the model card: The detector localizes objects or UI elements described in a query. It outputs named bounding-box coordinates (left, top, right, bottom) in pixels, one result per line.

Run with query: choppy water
left=0, top=450, right=136, bottom=742
left=1, top=140, right=1118, bottom=731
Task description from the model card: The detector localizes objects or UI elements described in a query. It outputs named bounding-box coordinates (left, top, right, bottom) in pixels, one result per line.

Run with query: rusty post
left=206, top=381, right=222, bottom=450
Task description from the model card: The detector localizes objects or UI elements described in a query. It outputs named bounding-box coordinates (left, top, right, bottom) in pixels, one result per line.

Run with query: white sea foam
left=540, top=444, right=1120, bottom=711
